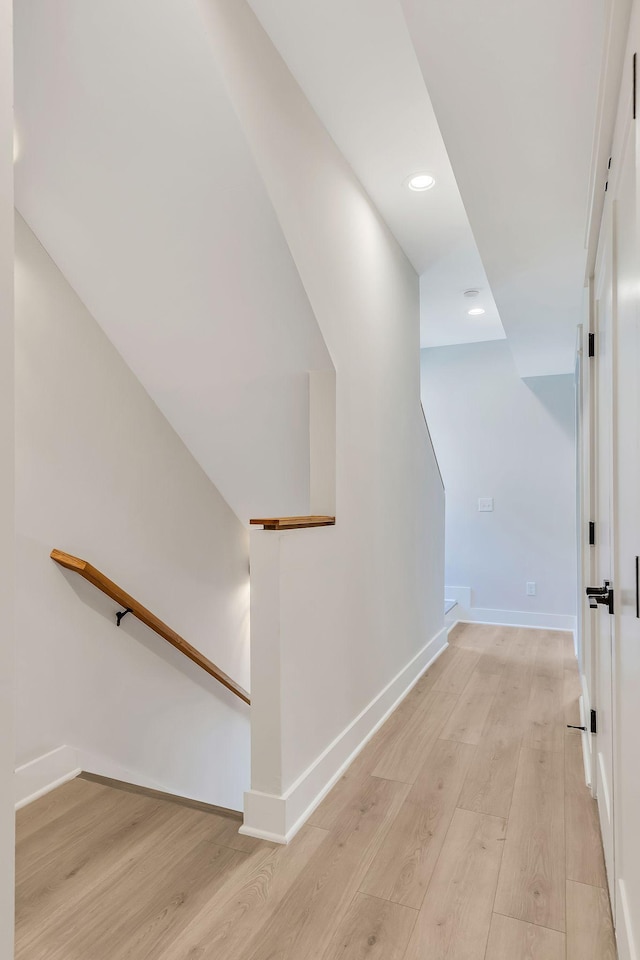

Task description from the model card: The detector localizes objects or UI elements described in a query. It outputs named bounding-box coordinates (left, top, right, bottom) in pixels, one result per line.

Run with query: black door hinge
left=588, top=332, right=596, bottom=357
left=589, top=521, right=596, bottom=545
left=633, top=52, right=637, bottom=120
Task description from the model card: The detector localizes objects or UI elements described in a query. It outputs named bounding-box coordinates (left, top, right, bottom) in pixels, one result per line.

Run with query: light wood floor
left=15, top=624, right=616, bottom=959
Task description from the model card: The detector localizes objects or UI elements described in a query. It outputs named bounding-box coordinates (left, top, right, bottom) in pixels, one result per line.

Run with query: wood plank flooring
left=15, top=624, right=616, bottom=959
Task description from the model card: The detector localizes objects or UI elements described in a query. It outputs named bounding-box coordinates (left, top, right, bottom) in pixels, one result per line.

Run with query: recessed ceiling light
left=468, top=307, right=486, bottom=316
left=464, top=289, right=480, bottom=298
left=406, top=173, right=435, bottom=192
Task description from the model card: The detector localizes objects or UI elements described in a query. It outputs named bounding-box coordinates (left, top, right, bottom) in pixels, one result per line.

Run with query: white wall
left=0, top=0, right=14, bottom=950
left=15, top=214, right=251, bottom=810
left=14, top=0, right=333, bottom=525
left=200, top=0, right=446, bottom=842
left=422, top=339, right=576, bottom=627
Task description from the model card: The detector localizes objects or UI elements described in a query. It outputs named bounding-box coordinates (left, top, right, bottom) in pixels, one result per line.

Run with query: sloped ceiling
left=15, top=0, right=613, bottom=400
left=14, top=0, right=333, bottom=523
left=249, top=0, right=610, bottom=376
left=247, top=0, right=506, bottom=350
left=401, top=0, right=607, bottom=376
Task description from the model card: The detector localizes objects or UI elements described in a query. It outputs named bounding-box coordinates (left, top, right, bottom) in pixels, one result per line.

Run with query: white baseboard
left=240, top=624, right=449, bottom=844
left=15, top=745, right=174, bottom=810
left=15, top=746, right=82, bottom=809
left=444, top=587, right=576, bottom=633
left=617, top=878, right=638, bottom=960
left=453, top=609, right=576, bottom=631
left=444, top=586, right=471, bottom=608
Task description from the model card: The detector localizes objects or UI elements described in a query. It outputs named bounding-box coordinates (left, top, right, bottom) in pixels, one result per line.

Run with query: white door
left=592, top=211, right=616, bottom=908
left=610, top=86, right=640, bottom=960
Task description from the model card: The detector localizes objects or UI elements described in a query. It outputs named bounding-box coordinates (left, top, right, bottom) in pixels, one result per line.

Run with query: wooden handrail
left=50, top=549, right=250, bottom=705
left=249, top=516, right=336, bottom=531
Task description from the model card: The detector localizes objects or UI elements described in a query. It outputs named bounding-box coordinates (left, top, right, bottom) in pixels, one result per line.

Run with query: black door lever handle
left=586, top=580, right=614, bottom=615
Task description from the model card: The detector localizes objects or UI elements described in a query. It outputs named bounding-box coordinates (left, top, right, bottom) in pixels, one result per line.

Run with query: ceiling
left=248, top=0, right=506, bottom=350
left=401, top=0, right=608, bottom=377
left=15, top=0, right=613, bottom=386
left=249, top=0, right=610, bottom=375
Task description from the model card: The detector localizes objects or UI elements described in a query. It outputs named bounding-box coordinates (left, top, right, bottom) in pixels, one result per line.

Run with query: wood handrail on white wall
left=50, top=549, right=250, bottom=704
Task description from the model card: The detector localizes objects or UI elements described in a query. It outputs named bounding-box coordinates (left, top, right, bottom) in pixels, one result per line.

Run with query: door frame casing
left=576, top=311, right=597, bottom=795
left=592, top=216, right=618, bottom=911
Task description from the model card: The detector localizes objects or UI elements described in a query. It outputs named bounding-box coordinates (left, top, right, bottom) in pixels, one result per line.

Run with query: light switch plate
left=478, top=498, right=494, bottom=512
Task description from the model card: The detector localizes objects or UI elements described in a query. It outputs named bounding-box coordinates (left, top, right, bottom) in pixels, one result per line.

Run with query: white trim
left=617, top=878, right=638, bottom=960
left=444, top=586, right=471, bottom=608
left=452, top=609, right=577, bottom=631
left=598, top=751, right=612, bottom=824
left=236, top=822, right=290, bottom=844
left=14, top=746, right=81, bottom=809
left=580, top=674, right=594, bottom=793
left=15, top=745, right=177, bottom=810
left=578, top=694, right=593, bottom=790
left=240, top=624, right=449, bottom=844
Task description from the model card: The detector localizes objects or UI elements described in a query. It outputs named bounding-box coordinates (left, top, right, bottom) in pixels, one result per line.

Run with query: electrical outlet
left=478, top=498, right=494, bottom=512
left=526, top=582, right=536, bottom=596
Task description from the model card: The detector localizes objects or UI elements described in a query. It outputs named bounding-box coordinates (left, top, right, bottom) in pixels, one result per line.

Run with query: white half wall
left=422, top=340, right=577, bottom=621
left=246, top=530, right=447, bottom=840
left=0, top=0, right=14, bottom=950
left=15, top=215, right=251, bottom=811
left=199, top=0, right=446, bottom=842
